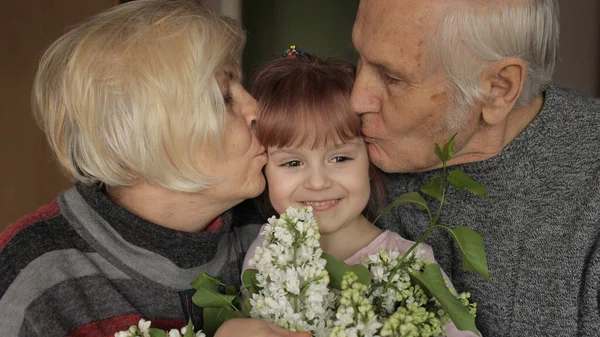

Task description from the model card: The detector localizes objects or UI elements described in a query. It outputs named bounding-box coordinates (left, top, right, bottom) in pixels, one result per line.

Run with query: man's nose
left=350, top=66, right=382, bottom=116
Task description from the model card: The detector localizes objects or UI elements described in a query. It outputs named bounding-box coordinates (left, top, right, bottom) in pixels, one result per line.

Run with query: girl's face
left=265, top=137, right=371, bottom=235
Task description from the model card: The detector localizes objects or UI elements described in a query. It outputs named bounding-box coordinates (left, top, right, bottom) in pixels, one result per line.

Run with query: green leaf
left=225, top=285, right=237, bottom=295
left=408, top=264, right=478, bottom=335
left=447, top=168, right=488, bottom=199
left=388, top=192, right=428, bottom=211
left=444, top=226, right=489, bottom=279
left=241, top=269, right=259, bottom=315
left=203, top=307, right=244, bottom=337
left=242, top=269, right=259, bottom=293
left=202, top=307, right=223, bottom=337
left=434, top=134, right=457, bottom=162
left=192, top=288, right=236, bottom=311
left=420, top=175, right=446, bottom=203
left=442, top=133, right=457, bottom=161
left=191, top=273, right=222, bottom=291
left=374, top=192, right=429, bottom=225
left=243, top=293, right=253, bottom=316
left=224, top=285, right=241, bottom=308
left=242, top=294, right=253, bottom=316
left=434, top=143, right=444, bottom=162
left=148, top=328, right=167, bottom=337
left=183, top=319, right=194, bottom=337
left=322, top=253, right=371, bottom=289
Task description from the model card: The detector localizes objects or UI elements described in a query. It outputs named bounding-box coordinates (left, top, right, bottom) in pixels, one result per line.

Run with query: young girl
left=242, top=47, right=477, bottom=336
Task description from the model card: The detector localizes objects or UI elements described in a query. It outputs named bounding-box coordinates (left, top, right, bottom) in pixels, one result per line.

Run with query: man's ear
left=480, top=57, right=527, bottom=125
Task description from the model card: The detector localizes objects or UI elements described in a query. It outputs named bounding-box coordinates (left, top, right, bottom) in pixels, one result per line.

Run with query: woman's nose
left=241, top=90, right=259, bottom=128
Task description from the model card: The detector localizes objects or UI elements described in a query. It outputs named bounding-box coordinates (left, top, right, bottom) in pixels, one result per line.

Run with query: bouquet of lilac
left=244, top=205, right=477, bottom=337
left=247, top=207, right=337, bottom=335
left=189, top=135, right=488, bottom=337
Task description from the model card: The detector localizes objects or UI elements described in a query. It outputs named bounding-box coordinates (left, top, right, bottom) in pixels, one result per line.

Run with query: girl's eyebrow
left=268, top=148, right=299, bottom=156
left=269, top=141, right=362, bottom=156
left=333, top=139, right=363, bottom=149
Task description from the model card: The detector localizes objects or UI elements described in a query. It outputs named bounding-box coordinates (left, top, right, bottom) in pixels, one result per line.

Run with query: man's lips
left=361, top=128, right=378, bottom=143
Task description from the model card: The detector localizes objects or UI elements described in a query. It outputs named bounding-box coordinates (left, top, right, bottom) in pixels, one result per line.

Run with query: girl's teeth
left=305, top=200, right=337, bottom=207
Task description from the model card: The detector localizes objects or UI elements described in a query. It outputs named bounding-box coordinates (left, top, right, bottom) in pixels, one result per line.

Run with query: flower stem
left=432, top=161, right=448, bottom=225
left=376, top=162, right=449, bottom=314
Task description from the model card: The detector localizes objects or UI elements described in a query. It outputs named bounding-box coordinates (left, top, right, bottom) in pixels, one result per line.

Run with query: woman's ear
left=480, top=57, right=528, bottom=125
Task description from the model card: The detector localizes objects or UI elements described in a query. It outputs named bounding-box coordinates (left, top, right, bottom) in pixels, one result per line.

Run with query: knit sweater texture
left=376, top=84, right=600, bottom=336
left=0, top=184, right=260, bottom=337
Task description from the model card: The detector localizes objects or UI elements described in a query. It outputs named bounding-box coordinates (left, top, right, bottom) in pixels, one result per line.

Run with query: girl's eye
left=331, top=156, right=350, bottom=163
left=282, top=160, right=302, bottom=168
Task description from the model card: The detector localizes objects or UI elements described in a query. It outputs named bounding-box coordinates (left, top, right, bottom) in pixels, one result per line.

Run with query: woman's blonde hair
left=33, top=0, right=245, bottom=192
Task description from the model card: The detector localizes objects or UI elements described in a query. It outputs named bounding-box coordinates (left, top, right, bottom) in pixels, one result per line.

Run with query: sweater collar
left=74, top=183, right=231, bottom=269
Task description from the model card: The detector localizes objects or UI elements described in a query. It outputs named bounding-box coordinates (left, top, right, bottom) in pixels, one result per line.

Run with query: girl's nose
left=304, top=166, right=332, bottom=191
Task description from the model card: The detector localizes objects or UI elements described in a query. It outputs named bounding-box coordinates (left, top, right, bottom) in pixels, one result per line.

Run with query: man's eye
left=384, top=73, right=402, bottom=84
left=282, top=160, right=302, bottom=167
left=331, top=156, right=350, bottom=163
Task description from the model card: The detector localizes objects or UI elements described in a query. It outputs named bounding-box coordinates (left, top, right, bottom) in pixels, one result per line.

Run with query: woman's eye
left=282, top=160, right=302, bottom=168
left=223, top=92, right=232, bottom=104
left=331, top=156, right=350, bottom=163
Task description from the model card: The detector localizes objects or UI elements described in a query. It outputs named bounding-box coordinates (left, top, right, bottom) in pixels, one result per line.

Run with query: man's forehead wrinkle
left=365, top=3, right=434, bottom=42
left=354, top=0, right=454, bottom=78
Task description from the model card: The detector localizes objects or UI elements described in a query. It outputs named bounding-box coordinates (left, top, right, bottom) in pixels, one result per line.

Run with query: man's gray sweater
left=378, top=84, right=600, bottom=337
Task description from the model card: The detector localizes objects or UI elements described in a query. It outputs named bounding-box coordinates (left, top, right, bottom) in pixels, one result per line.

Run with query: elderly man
left=351, top=0, right=600, bottom=336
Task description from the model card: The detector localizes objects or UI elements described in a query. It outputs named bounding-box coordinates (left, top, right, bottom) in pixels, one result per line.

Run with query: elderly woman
left=0, top=1, right=306, bottom=336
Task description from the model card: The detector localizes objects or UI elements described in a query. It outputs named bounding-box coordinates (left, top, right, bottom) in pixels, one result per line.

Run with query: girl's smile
left=301, top=199, right=341, bottom=211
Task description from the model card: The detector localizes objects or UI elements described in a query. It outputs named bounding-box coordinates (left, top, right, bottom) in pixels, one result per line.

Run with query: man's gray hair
left=431, top=0, right=559, bottom=129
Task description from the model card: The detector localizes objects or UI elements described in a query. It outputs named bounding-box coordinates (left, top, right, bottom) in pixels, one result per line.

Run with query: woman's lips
left=256, top=148, right=267, bottom=157
left=362, top=135, right=378, bottom=144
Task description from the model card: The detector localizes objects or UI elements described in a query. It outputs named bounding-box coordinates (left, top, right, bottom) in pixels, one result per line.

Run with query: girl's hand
left=215, top=318, right=311, bottom=337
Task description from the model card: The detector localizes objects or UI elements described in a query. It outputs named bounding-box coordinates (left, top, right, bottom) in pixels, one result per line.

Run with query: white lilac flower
left=114, top=320, right=152, bottom=337
left=165, top=326, right=206, bottom=337
left=168, top=329, right=183, bottom=337
left=380, top=303, right=445, bottom=337
left=115, top=322, right=205, bottom=337
left=138, top=319, right=151, bottom=333
left=331, top=272, right=382, bottom=337
left=361, top=247, right=479, bottom=337
left=248, top=206, right=337, bottom=337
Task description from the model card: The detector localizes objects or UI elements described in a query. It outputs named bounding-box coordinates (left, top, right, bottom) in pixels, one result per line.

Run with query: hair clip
left=282, top=45, right=308, bottom=58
